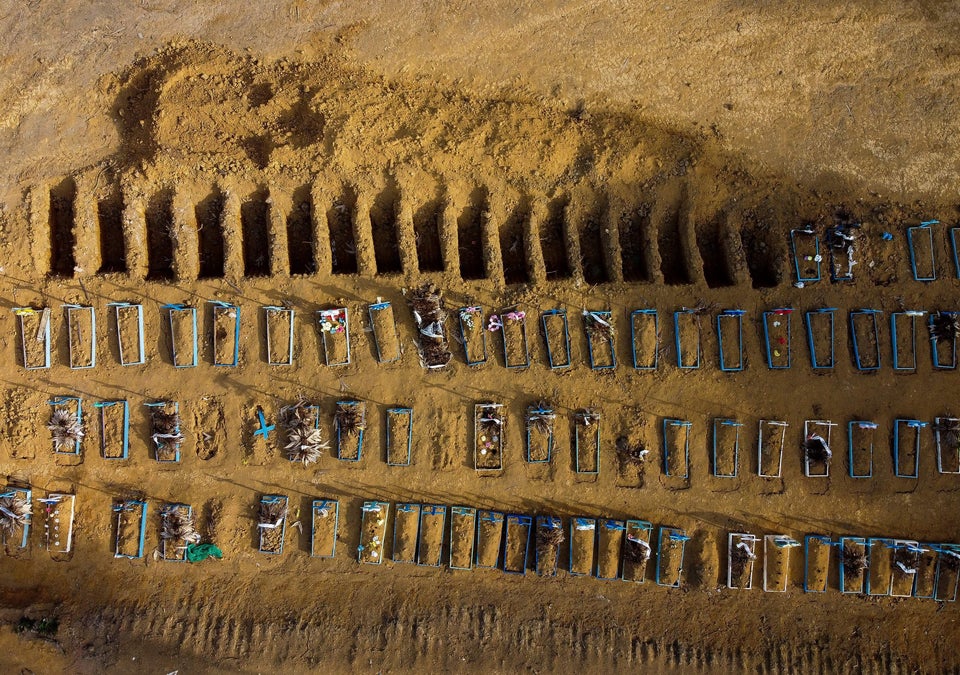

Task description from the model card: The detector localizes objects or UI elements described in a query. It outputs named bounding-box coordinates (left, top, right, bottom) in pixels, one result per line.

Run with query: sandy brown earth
left=2, top=2, right=960, bottom=673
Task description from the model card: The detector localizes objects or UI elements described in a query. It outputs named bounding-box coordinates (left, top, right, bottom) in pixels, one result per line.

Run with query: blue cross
left=254, top=407, right=274, bottom=440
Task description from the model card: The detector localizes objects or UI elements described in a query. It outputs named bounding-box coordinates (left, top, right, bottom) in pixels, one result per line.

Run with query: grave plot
left=112, top=302, right=144, bottom=366
left=113, top=499, right=147, bottom=559
left=457, top=306, right=487, bottom=366
left=541, top=309, right=571, bottom=369
left=630, top=309, right=658, bottom=370
left=13, top=307, right=51, bottom=369
left=65, top=304, right=96, bottom=369
left=264, top=306, right=294, bottom=366
left=847, top=421, right=876, bottom=478
left=257, top=495, right=288, bottom=555
left=503, top=514, right=532, bottom=574
left=210, top=301, right=240, bottom=366
left=621, top=520, right=653, bottom=583
left=385, top=407, right=413, bottom=466
left=310, top=499, right=339, bottom=558
left=369, top=301, right=401, bottom=363
left=448, top=506, right=477, bottom=570
left=165, top=304, right=198, bottom=368
left=569, top=517, right=597, bottom=576
left=358, top=501, right=389, bottom=565
left=392, top=503, right=421, bottom=564
left=583, top=310, right=616, bottom=369
left=596, top=519, right=625, bottom=580
left=317, top=307, right=351, bottom=366
left=534, top=515, right=563, bottom=576
left=574, top=409, right=601, bottom=474
left=475, top=510, right=504, bottom=569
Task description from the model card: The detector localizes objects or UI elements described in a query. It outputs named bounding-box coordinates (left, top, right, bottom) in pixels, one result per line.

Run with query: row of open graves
left=43, top=395, right=960, bottom=479
left=13, top=295, right=960, bottom=373
left=1, top=487, right=957, bottom=601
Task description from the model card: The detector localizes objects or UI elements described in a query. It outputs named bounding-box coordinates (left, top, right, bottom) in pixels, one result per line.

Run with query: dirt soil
left=2, top=1, right=960, bottom=673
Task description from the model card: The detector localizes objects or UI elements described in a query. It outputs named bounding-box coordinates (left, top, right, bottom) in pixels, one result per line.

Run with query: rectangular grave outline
left=48, top=395, right=82, bottom=455
left=727, top=532, right=758, bottom=590
left=662, top=418, right=691, bottom=479
left=790, top=227, right=821, bottom=283
left=630, top=309, right=659, bottom=370
left=574, top=409, right=601, bottom=475
left=113, top=498, right=147, bottom=559
left=827, top=225, right=856, bottom=282
left=318, top=307, right=351, bottom=366
left=416, top=504, right=447, bottom=568
left=847, top=420, right=876, bottom=478
left=758, top=419, right=788, bottom=478
left=803, top=534, right=832, bottom=593
left=535, top=514, right=563, bottom=577
left=163, top=303, right=198, bottom=368
left=673, top=309, right=701, bottom=369
left=716, top=309, right=745, bottom=372
left=935, top=417, right=960, bottom=474
left=391, top=502, right=421, bottom=564
left=762, top=308, right=793, bottom=370
left=474, top=403, right=504, bottom=472
left=94, top=400, right=129, bottom=460
left=457, top=306, right=487, bottom=366
left=448, top=505, right=477, bottom=571
left=866, top=537, right=895, bottom=597
left=0, top=487, right=31, bottom=550
left=209, top=300, right=240, bottom=367
left=929, top=311, right=958, bottom=370
left=622, top=519, right=653, bottom=583
left=913, top=542, right=940, bottom=600
left=850, top=309, right=882, bottom=371
left=763, top=535, right=799, bottom=593
left=160, top=502, right=194, bottom=562
left=596, top=519, right=625, bottom=581
left=891, top=310, right=923, bottom=371
left=569, top=516, right=597, bottom=577
left=541, top=309, right=571, bottom=369
left=499, top=307, right=530, bottom=369
left=655, top=526, right=689, bottom=588
left=64, top=304, right=96, bottom=369
left=145, top=400, right=182, bottom=463
left=257, top=494, right=288, bottom=556
left=839, top=536, right=868, bottom=595
left=13, top=307, right=51, bottom=370
left=368, top=301, right=401, bottom=364
left=805, top=307, right=837, bottom=370
left=503, top=513, right=532, bottom=575
left=890, top=539, right=922, bottom=598
left=894, top=418, right=927, bottom=478
left=934, top=544, right=960, bottom=602
left=952, top=227, right=960, bottom=279
left=385, top=407, right=413, bottom=467
left=264, top=305, right=294, bottom=366
left=525, top=403, right=555, bottom=464
left=712, top=418, right=741, bottom=478
left=109, top=302, right=145, bottom=366
left=474, top=509, right=504, bottom=570
left=584, top=310, right=616, bottom=370
left=358, top=500, right=389, bottom=565
left=803, top=419, right=836, bottom=478
left=907, top=220, right=937, bottom=282
left=39, top=492, right=75, bottom=554
left=310, top=498, right=339, bottom=559
left=335, top=399, right=365, bottom=462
